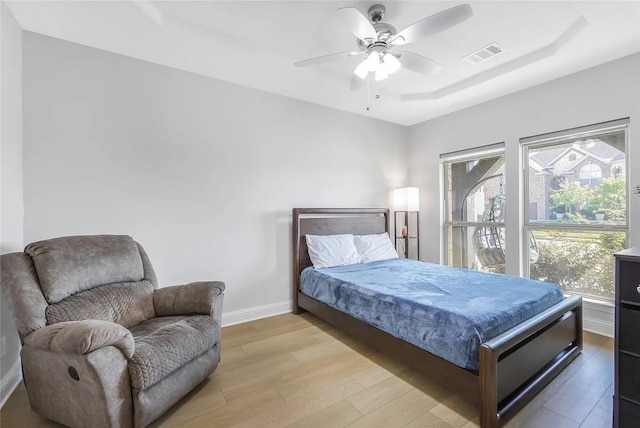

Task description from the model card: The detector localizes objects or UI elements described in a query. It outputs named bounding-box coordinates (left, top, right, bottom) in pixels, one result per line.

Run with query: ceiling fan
left=294, top=3, right=473, bottom=89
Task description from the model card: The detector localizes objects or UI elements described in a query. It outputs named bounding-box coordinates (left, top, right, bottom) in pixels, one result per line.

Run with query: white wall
left=22, top=32, right=409, bottom=322
left=409, top=53, right=640, bottom=336
left=0, top=0, right=24, bottom=406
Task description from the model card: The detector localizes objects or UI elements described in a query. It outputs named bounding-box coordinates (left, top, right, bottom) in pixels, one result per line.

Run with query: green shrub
left=530, top=230, right=625, bottom=300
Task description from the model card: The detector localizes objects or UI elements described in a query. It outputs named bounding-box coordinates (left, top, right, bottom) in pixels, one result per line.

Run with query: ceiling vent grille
left=463, top=42, right=504, bottom=64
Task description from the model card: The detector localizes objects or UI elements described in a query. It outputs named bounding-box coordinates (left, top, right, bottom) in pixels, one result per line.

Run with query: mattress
left=300, top=258, right=564, bottom=371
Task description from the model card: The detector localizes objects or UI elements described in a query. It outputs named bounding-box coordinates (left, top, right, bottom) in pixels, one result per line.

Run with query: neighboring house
left=528, top=139, right=625, bottom=220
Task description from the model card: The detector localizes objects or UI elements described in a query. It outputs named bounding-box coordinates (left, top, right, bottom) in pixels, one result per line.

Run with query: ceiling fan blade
left=350, top=75, right=366, bottom=91
left=132, top=1, right=163, bottom=26
left=294, top=51, right=362, bottom=68
left=396, top=51, right=442, bottom=76
left=391, top=4, right=473, bottom=46
left=337, top=7, right=377, bottom=42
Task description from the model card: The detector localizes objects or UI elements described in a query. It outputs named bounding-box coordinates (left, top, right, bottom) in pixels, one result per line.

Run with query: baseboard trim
left=0, top=359, right=22, bottom=408
left=221, top=300, right=292, bottom=327
left=582, top=298, right=614, bottom=338
left=583, top=316, right=614, bottom=338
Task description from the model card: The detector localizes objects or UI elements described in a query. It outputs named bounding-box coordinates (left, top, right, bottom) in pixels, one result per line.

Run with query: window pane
left=529, top=230, right=626, bottom=300
left=444, top=152, right=506, bottom=273
left=445, top=156, right=505, bottom=222
left=527, top=130, right=626, bottom=225
left=446, top=226, right=505, bottom=273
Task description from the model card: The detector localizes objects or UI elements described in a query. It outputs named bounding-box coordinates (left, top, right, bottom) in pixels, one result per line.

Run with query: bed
left=292, top=208, right=583, bottom=428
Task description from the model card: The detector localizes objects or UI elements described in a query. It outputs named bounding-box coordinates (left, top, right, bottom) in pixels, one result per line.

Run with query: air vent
left=463, top=42, right=504, bottom=64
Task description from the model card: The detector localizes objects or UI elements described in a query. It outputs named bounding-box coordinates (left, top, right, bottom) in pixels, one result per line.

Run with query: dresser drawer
left=618, top=259, right=640, bottom=305
left=619, top=353, right=640, bottom=401
left=619, top=398, right=640, bottom=428
left=619, top=307, right=640, bottom=355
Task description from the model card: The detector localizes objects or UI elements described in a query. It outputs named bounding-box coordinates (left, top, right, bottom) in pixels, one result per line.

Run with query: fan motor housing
left=356, top=22, right=397, bottom=51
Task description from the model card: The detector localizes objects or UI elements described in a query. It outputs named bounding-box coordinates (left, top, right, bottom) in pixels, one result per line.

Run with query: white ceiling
left=7, top=1, right=640, bottom=126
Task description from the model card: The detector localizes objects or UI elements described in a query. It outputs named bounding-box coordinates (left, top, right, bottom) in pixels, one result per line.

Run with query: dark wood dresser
left=614, top=246, right=640, bottom=427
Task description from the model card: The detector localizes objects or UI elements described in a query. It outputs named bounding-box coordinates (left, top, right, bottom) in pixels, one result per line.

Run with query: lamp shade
left=394, top=187, right=419, bottom=211
left=383, top=53, right=401, bottom=74
left=366, top=51, right=380, bottom=70
left=354, top=60, right=369, bottom=79
left=375, top=68, right=389, bottom=81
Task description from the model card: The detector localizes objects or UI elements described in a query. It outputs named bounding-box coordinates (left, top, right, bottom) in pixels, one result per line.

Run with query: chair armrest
left=153, top=281, right=225, bottom=317
left=24, top=320, right=134, bottom=359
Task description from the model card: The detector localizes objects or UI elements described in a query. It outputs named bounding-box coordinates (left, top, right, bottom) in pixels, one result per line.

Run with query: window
left=522, top=119, right=628, bottom=301
left=442, top=144, right=506, bottom=273
left=579, top=164, right=602, bottom=186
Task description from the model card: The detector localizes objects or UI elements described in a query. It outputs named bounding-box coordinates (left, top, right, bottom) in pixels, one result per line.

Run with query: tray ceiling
left=7, top=1, right=640, bottom=126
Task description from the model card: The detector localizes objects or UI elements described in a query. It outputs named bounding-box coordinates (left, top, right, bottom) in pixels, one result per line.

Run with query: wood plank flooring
left=0, top=313, right=614, bottom=427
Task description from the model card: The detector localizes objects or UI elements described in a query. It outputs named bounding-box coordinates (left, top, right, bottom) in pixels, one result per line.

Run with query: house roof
left=530, top=139, right=624, bottom=172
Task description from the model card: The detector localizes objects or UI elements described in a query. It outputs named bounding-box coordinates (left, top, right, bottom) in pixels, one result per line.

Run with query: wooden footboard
left=480, top=295, right=583, bottom=427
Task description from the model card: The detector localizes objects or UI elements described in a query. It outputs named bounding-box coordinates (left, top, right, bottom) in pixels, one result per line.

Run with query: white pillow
left=355, top=233, right=399, bottom=263
left=306, top=234, right=361, bottom=268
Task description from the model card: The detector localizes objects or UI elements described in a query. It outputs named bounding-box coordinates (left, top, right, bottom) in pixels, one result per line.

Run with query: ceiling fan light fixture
left=354, top=60, right=369, bottom=79
left=375, top=68, right=389, bottom=81
left=366, top=51, right=381, bottom=71
left=382, top=53, right=401, bottom=74
left=294, top=3, right=471, bottom=91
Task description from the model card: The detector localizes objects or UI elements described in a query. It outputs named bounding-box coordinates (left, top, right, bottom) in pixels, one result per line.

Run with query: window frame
left=521, top=118, right=630, bottom=281
left=441, top=143, right=506, bottom=271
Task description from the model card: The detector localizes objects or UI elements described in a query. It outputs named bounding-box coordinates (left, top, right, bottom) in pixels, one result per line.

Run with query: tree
left=550, top=181, right=590, bottom=217
left=550, top=176, right=626, bottom=221
left=583, top=177, right=626, bottom=220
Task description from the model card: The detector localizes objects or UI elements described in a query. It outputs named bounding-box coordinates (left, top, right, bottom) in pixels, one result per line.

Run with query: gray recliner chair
left=0, top=235, right=225, bottom=427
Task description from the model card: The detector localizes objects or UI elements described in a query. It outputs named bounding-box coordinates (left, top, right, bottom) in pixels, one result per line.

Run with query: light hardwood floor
left=1, top=313, right=613, bottom=427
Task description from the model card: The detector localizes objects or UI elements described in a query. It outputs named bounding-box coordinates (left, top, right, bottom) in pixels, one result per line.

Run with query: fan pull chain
left=365, top=75, right=382, bottom=112
left=366, top=74, right=372, bottom=111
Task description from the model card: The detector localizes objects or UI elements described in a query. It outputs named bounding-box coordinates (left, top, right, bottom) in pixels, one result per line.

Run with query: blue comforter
left=300, top=258, right=563, bottom=371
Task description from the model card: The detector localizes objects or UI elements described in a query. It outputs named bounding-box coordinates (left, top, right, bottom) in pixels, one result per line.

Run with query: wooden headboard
left=292, top=208, right=389, bottom=313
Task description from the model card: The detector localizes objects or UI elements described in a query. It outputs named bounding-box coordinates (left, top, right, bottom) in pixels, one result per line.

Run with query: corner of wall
left=1, top=0, right=24, bottom=408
